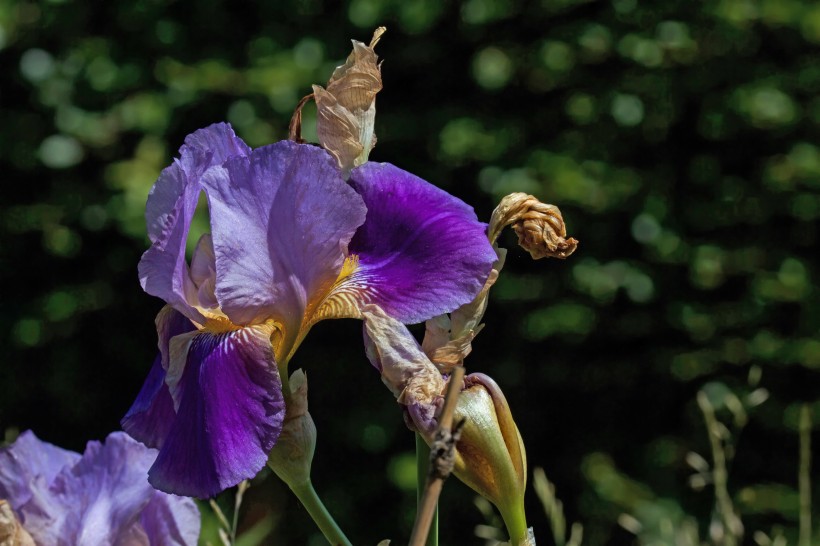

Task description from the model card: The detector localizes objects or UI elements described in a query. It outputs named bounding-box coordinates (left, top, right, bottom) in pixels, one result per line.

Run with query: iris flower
left=0, top=431, right=199, bottom=546
left=121, top=123, right=497, bottom=498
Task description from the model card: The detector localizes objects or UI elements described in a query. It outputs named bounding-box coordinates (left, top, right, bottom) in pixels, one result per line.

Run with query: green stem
left=416, top=433, right=438, bottom=546
left=499, top=499, right=529, bottom=546
left=290, top=481, right=352, bottom=546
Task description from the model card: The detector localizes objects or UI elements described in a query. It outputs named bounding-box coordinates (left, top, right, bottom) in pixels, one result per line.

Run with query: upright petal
left=139, top=123, right=250, bottom=322
left=318, top=162, right=497, bottom=324
left=0, top=431, right=80, bottom=509
left=201, top=141, right=366, bottom=357
left=122, top=306, right=196, bottom=449
left=148, top=324, right=285, bottom=498
left=16, top=433, right=199, bottom=546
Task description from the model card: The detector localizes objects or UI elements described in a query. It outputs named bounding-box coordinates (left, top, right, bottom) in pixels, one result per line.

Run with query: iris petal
left=0, top=431, right=80, bottom=509
left=139, top=123, right=250, bottom=322
left=200, top=141, right=366, bottom=357
left=148, top=325, right=285, bottom=498
left=16, top=433, right=191, bottom=546
left=140, top=491, right=201, bottom=546
left=317, top=162, right=497, bottom=324
left=121, top=306, right=196, bottom=449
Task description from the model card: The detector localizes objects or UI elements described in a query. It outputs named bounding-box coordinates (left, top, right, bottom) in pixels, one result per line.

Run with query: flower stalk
left=290, top=481, right=352, bottom=546
left=409, top=365, right=466, bottom=546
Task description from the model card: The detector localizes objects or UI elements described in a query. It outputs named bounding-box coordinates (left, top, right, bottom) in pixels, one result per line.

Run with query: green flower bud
left=267, top=370, right=316, bottom=488
left=449, top=373, right=530, bottom=545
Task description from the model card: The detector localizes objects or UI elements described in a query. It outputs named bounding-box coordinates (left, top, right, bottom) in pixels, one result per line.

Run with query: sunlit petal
left=201, top=141, right=366, bottom=356
left=139, top=123, right=250, bottom=322
left=148, top=324, right=285, bottom=498
left=317, top=162, right=496, bottom=324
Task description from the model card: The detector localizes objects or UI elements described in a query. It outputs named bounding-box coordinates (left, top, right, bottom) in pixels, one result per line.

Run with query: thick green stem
left=499, top=499, right=529, bottom=546
left=416, top=433, right=438, bottom=546
left=290, top=481, right=352, bottom=546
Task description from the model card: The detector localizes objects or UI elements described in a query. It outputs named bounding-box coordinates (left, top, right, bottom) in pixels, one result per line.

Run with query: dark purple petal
left=16, top=433, right=195, bottom=546
left=148, top=325, right=285, bottom=498
left=201, top=141, right=366, bottom=351
left=140, top=492, right=201, bottom=546
left=344, top=162, right=497, bottom=323
left=0, top=431, right=80, bottom=508
left=139, top=123, right=250, bottom=322
left=122, top=306, right=196, bottom=449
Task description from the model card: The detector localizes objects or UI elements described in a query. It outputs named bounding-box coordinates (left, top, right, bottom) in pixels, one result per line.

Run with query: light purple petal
left=201, top=141, right=366, bottom=351
left=0, top=431, right=80, bottom=509
left=345, top=162, right=497, bottom=323
left=148, top=326, right=285, bottom=498
left=122, top=307, right=196, bottom=449
left=140, top=492, right=201, bottom=546
left=16, top=433, right=197, bottom=546
left=139, top=123, right=250, bottom=322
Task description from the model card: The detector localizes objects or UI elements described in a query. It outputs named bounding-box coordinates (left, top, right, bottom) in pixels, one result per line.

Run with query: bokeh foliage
left=1, top=0, right=818, bottom=544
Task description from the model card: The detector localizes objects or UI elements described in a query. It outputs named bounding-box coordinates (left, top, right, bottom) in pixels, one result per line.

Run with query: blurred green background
left=1, top=0, right=818, bottom=544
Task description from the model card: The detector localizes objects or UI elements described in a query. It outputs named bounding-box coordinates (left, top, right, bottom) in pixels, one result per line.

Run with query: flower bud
left=0, top=500, right=35, bottom=546
left=489, top=192, right=578, bottom=259
left=446, top=373, right=529, bottom=543
left=267, top=370, right=317, bottom=488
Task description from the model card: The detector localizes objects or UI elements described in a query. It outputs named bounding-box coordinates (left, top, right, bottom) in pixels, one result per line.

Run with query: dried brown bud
left=0, top=500, right=35, bottom=546
left=489, top=192, right=578, bottom=259
left=314, top=27, right=385, bottom=176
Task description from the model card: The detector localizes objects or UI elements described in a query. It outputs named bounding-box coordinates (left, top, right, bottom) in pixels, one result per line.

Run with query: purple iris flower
left=0, top=431, right=199, bottom=546
left=121, top=123, right=497, bottom=499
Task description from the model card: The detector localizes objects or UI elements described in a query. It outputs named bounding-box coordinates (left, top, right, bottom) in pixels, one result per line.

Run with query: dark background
left=1, top=1, right=818, bottom=544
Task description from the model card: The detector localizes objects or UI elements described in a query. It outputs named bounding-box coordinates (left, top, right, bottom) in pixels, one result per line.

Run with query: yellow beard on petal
left=337, top=253, right=359, bottom=281
left=307, top=253, right=366, bottom=325
left=276, top=253, right=366, bottom=364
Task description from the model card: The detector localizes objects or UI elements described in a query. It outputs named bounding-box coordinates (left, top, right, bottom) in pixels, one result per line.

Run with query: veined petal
left=139, top=123, right=250, bottom=322
left=140, top=492, right=201, bottom=546
left=317, top=162, right=497, bottom=324
left=18, top=433, right=172, bottom=546
left=148, top=324, right=285, bottom=498
left=201, top=141, right=366, bottom=358
left=122, top=306, right=196, bottom=449
left=0, top=431, right=80, bottom=509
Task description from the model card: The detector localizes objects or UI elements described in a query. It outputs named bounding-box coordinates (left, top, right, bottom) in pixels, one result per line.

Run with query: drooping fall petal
left=121, top=305, right=197, bottom=449
left=148, top=324, right=285, bottom=498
